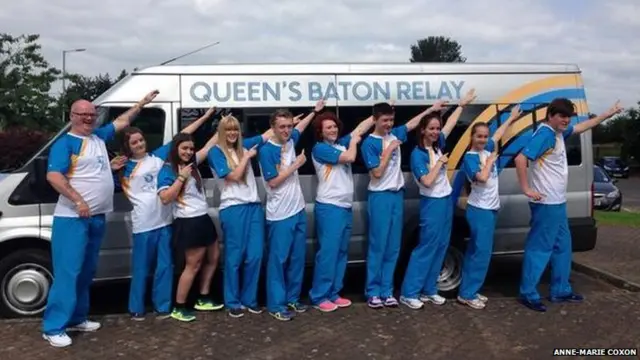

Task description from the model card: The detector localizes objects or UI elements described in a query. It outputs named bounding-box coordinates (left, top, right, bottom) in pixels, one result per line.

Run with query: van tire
left=394, top=228, right=465, bottom=296
left=0, top=249, right=53, bottom=318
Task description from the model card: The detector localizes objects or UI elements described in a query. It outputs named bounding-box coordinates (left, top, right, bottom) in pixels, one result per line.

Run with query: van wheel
left=437, top=246, right=464, bottom=293
left=0, top=249, right=52, bottom=318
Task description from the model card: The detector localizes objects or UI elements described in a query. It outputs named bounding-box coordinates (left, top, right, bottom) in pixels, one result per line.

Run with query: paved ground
left=616, top=176, right=640, bottom=211
left=2, top=228, right=639, bottom=359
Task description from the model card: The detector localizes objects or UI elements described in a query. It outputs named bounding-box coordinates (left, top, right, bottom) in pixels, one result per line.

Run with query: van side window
left=104, top=106, right=166, bottom=157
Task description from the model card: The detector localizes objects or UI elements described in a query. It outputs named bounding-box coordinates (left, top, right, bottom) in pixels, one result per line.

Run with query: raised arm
left=492, top=105, right=521, bottom=143
left=262, top=150, right=307, bottom=189
left=442, top=89, right=477, bottom=137
left=157, top=164, right=192, bottom=205
left=226, top=146, right=258, bottom=183
left=196, top=131, right=219, bottom=165
left=572, top=101, right=623, bottom=135
left=420, top=154, right=449, bottom=188
left=351, top=116, right=375, bottom=137
left=181, top=106, right=216, bottom=135
left=365, top=140, right=401, bottom=179
left=295, top=99, right=326, bottom=133
left=404, top=100, right=449, bottom=132
left=112, top=90, right=159, bottom=132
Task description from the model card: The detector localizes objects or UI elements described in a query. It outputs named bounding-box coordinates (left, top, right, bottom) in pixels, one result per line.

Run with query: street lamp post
left=61, top=48, right=86, bottom=123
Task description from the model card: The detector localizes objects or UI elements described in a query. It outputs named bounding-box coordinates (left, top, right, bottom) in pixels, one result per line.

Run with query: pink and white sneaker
left=314, top=300, right=338, bottom=312
left=333, top=297, right=352, bottom=308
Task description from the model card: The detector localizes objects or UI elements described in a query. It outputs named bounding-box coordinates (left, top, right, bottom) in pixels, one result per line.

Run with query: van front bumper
left=569, top=217, right=597, bottom=252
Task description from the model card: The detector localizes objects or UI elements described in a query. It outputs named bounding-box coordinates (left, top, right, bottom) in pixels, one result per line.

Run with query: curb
left=572, top=261, right=640, bottom=292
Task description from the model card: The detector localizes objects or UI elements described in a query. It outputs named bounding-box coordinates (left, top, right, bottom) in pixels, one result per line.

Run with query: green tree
left=0, top=33, right=61, bottom=131
left=60, top=69, right=128, bottom=109
left=410, top=36, right=467, bottom=63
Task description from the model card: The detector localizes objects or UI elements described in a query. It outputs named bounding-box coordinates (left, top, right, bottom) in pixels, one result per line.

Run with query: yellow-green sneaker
left=194, top=299, right=224, bottom=311
left=170, top=308, right=196, bottom=322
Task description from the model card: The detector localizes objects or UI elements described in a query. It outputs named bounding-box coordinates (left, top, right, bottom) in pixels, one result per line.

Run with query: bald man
left=42, top=90, right=159, bottom=348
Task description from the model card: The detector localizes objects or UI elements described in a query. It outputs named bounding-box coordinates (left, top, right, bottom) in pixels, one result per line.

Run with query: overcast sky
left=1, top=0, right=638, bottom=114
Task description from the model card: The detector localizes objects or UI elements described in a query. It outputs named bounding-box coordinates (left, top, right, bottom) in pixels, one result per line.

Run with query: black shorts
left=172, top=214, right=218, bottom=250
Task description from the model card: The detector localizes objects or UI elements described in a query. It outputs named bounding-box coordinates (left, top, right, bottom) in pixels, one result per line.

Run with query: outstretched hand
left=141, top=90, right=159, bottom=105
left=604, top=100, right=623, bottom=118
left=460, top=88, right=477, bottom=106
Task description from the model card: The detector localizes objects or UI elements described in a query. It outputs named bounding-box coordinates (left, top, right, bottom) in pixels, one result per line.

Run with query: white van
left=0, top=63, right=597, bottom=317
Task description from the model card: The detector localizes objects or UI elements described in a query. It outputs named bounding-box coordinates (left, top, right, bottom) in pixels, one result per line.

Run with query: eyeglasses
left=72, top=111, right=97, bottom=118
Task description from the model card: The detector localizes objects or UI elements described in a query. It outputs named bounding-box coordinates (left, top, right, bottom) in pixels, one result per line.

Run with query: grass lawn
left=595, top=210, right=640, bottom=227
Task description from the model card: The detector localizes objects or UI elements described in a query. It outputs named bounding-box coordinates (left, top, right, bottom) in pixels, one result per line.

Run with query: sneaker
left=383, top=296, right=399, bottom=307
left=194, top=299, right=224, bottom=311
left=171, top=307, right=196, bottom=322
left=399, top=296, right=424, bottom=310
left=548, top=293, right=584, bottom=303
left=519, top=298, right=547, bottom=312
left=314, top=301, right=338, bottom=313
left=269, top=310, right=293, bottom=321
left=244, top=306, right=263, bottom=315
left=67, top=320, right=101, bottom=332
left=419, top=294, right=446, bottom=305
left=42, top=333, right=72, bottom=348
left=287, top=302, right=308, bottom=313
left=130, top=313, right=145, bottom=321
left=457, top=296, right=486, bottom=310
left=476, top=293, right=488, bottom=303
left=333, top=297, right=352, bottom=308
left=228, top=308, right=245, bottom=318
left=155, top=312, right=171, bottom=320
left=367, top=296, right=384, bottom=309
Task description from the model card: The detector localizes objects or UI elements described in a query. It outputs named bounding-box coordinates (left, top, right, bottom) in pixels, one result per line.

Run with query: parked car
left=593, top=165, right=622, bottom=211
left=598, top=156, right=630, bottom=178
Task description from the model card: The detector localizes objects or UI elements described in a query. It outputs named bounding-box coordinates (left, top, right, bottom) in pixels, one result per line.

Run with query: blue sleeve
left=462, top=153, right=481, bottom=182
left=312, top=143, right=341, bottom=165
left=93, top=123, right=116, bottom=142
left=47, top=138, right=71, bottom=174
left=291, top=129, right=302, bottom=146
left=410, top=148, right=429, bottom=180
left=522, top=129, right=556, bottom=161
left=391, top=125, right=408, bottom=142
left=361, top=137, right=380, bottom=170
left=151, top=143, right=171, bottom=161
left=337, top=134, right=352, bottom=148
left=258, top=145, right=279, bottom=182
left=157, top=165, right=176, bottom=191
left=485, top=139, right=496, bottom=153
left=562, top=125, right=574, bottom=140
left=208, top=146, right=231, bottom=178
left=243, top=135, right=265, bottom=150
left=437, top=132, right=446, bottom=149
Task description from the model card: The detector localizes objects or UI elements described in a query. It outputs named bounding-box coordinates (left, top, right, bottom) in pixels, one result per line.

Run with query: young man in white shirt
left=515, top=98, right=623, bottom=312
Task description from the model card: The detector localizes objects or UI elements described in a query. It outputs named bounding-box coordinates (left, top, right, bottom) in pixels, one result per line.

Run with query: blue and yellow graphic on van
left=447, top=74, right=589, bottom=208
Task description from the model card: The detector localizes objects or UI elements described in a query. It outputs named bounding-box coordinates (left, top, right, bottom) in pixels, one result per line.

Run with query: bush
left=0, top=127, right=54, bottom=172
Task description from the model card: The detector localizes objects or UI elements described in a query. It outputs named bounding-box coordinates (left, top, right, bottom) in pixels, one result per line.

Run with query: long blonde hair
left=216, top=115, right=246, bottom=173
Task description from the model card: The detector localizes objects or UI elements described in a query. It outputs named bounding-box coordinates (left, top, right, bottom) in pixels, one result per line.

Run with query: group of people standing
left=40, top=88, right=623, bottom=348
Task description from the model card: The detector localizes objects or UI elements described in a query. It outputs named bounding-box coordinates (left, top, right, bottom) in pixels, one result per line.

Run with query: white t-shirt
left=207, top=135, right=264, bottom=210
left=47, top=124, right=116, bottom=217
left=410, top=133, right=452, bottom=198
left=463, top=139, right=500, bottom=210
left=118, top=144, right=173, bottom=234
left=361, top=125, right=407, bottom=192
left=258, top=129, right=306, bottom=221
left=157, top=155, right=209, bottom=219
left=312, top=134, right=354, bottom=208
left=522, top=123, right=574, bottom=205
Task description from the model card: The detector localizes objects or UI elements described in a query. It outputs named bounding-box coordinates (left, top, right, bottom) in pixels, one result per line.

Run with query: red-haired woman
left=308, top=111, right=374, bottom=312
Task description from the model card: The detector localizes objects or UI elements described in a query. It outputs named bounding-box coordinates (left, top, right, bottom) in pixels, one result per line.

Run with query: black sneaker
left=245, top=306, right=263, bottom=315
left=228, top=308, right=245, bottom=318
left=548, top=293, right=584, bottom=303
left=519, top=298, right=547, bottom=312
left=287, top=302, right=308, bottom=313
left=130, top=313, right=145, bottom=321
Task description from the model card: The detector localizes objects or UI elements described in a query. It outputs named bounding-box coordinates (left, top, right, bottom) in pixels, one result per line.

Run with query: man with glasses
left=42, top=90, right=159, bottom=347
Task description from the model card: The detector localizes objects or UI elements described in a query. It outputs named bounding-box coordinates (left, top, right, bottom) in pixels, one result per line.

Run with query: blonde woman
left=207, top=115, right=273, bottom=318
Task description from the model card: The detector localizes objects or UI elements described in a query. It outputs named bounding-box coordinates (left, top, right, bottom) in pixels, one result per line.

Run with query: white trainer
left=399, top=296, right=424, bottom=310
left=476, top=293, right=488, bottom=303
left=67, top=320, right=101, bottom=332
left=42, top=333, right=72, bottom=348
left=419, top=294, right=446, bottom=305
left=458, top=296, right=486, bottom=310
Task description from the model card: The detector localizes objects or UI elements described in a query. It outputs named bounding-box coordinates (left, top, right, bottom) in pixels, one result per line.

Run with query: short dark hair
left=313, top=111, right=342, bottom=141
left=372, top=102, right=394, bottom=119
left=270, top=109, right=293, bottom=126
left=546, top=98, right=576, bottom=119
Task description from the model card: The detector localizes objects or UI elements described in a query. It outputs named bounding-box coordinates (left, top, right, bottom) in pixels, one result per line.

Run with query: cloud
left=1, top=0, right=639, bottom=113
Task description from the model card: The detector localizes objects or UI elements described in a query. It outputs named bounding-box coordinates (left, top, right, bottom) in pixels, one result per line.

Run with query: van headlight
left=607, top=190, right=619, bottom=198
left=624, top=166, right=629, bottom=171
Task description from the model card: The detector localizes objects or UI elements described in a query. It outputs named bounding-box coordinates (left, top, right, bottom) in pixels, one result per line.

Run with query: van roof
left=132, top=62, right=581, bottom=75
